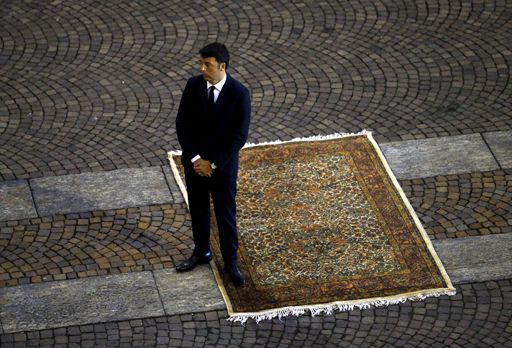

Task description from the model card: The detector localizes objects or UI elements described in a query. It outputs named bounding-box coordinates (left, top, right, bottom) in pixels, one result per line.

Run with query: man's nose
left=200, top=64, right=206, bottom=71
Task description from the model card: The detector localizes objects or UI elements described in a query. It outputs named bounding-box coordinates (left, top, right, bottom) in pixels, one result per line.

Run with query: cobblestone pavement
left=401, top=169, right=512, bottom=239
left=0, top=204, right=191, bottom=287
left=1, top=280, right=511, bottom=347
left=1, top=0, right=512, bottom=347
left=1, top=0, right=511, bottom=180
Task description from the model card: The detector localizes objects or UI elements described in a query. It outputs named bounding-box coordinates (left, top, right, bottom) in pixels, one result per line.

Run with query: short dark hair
left=199, top=42, right=230, bottom=69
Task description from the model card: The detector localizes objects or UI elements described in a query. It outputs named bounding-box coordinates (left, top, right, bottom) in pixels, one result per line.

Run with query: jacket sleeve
left=175, top=79, right=197, bottom=163
left=209, top=85, right=251, bottom=169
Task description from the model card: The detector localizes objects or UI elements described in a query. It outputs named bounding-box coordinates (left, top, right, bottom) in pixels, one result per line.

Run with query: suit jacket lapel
left=215, top=74, right=230, bottom=109
left=200, top=79, right=209, bottom=113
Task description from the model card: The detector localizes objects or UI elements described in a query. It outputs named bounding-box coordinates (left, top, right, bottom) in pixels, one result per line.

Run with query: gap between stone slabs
left=483, top=131, right=512, bottom=169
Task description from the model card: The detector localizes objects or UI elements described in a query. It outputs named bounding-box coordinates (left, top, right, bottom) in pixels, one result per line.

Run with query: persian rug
left=168, top=132, right=455, bottom=324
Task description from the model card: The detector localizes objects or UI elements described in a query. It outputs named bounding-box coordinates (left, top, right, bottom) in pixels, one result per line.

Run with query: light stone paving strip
left=162, top=165, right=185, bottom=204
left=0, top=268, right=225, bottom=334
left=483, top=131, right=512, bottom=169
left=30, top=166, right=173, bottom=216
left=0, top=272, right=164, bottom=333
left=0, top=180, right=37, bottom=221
left=153, top=266, right=225, bottom=315
left=432, top=234, right=512, bottom=285
left=1, top=233, right=511, bottom=334
left=379, top=134, right=499, bottom=179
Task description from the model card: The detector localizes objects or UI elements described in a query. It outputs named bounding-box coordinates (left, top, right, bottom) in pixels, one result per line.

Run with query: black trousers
left=184, top=162, right=239, bottom=266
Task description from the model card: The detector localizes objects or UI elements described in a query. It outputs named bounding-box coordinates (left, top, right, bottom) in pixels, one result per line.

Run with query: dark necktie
left=208, top=86, right=215, bottom=109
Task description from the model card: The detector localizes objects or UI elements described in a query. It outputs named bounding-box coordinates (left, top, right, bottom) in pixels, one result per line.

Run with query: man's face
left=199, top=56, right=225, bottom=84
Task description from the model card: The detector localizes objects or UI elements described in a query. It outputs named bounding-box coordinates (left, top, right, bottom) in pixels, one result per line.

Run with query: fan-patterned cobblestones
left=0, top=204, right=191, bottom=287
left=400, top=169, right=512, bottom=239
left=1, top=0, right=511, bottom=180
left=1, top=280, right=510, bottom=347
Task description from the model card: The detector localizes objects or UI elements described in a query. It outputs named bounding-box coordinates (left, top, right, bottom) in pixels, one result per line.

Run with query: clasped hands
left=194, top=158, right=213, bottom=177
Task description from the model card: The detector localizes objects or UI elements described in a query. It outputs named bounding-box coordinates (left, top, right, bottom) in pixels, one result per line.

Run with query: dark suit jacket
left=176, top=74, right=251, bottom=172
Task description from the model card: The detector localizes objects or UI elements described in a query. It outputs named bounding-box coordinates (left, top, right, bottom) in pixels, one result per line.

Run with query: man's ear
left=220, top=62, right=226, bottom=71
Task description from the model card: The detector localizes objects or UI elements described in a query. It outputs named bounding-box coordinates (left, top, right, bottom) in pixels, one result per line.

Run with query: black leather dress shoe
left=224, top=263, right=246, bottom=286
left=176, top=252, right=212, bottom=273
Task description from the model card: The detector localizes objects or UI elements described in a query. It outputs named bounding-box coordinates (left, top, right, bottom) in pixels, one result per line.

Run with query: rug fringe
left=227, top=288, right=456, bottom=325
left=243, top=130, right=370, bottom=148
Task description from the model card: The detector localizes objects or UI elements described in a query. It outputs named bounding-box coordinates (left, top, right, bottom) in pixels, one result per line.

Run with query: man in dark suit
left=175, top=43, right=251, bottom=286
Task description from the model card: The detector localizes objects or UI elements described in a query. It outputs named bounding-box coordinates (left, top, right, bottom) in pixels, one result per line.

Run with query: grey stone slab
left=31, top=167, right=173, bottom=216
left=484, top=131, right=512, bottom=169
left=154, top=265, right=225, bottom=315
left=433, top=234, right=512, bottom=285
left=162, top=165, right=185, bottom=204
left=0, top=180, right=37, bottom=221
left=0, top=272, right=164, bottom=333
left=380, top=134, right=499, bottom=179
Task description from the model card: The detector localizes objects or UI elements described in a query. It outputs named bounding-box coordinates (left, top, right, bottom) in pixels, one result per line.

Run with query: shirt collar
left=206, top=73, right=227, bottom=91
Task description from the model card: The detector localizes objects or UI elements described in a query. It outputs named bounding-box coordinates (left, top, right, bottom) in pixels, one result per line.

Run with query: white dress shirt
left=206, top=73, right=227, bottom=103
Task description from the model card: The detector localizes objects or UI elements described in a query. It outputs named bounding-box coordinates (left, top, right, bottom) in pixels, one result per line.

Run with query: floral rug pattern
left=237, top=153, right=402, bottom=286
